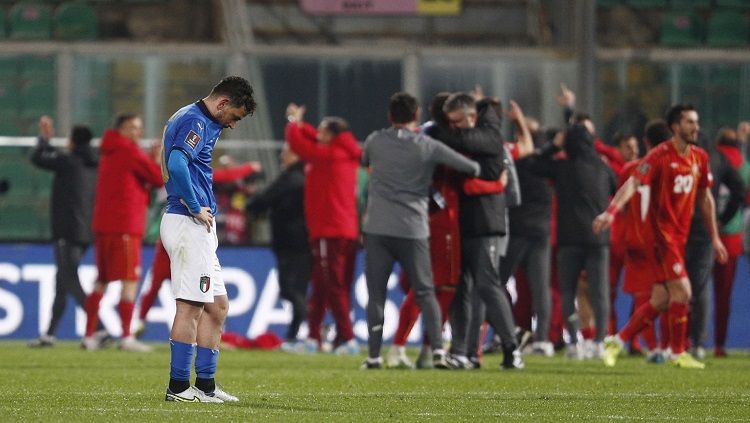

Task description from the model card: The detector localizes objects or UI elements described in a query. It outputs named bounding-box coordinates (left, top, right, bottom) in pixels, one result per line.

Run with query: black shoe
left=433, top=350, right=451, bottom=369
left=467, top=356, right=481, bottom=369
left=501, top=348, right=525, bottom=370
left=360, top=357, right=383, bottom=369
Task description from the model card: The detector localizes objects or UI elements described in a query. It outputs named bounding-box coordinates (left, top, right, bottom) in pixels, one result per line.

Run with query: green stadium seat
left=628, top=0, right=667, bottom=8
left=716, top=0, right=750, bottom=9
left=8, top=1, right=52, bottom=40
left=55, top=1, right=98, bottom=40
left=0, top=8, right=6, bottom=39
left=707, top=10, right=748, bottom=47
left=671, top=0, right=712, bottom=8
left=660, top=12, right=703, bottom=46
left=20, top=81, right=55, bottom=119
left=20, top=56, right=55, bottom=81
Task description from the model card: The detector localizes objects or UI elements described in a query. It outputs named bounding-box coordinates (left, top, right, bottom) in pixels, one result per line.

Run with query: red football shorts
left=622, top=248, right=660, bottom=294
left=95, top=233, right=142, bottom=282
left=654, top=241, right=688, bottom=282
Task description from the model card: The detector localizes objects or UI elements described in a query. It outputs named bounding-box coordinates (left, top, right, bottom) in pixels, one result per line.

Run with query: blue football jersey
left=162, top=101, right=224, bottom=216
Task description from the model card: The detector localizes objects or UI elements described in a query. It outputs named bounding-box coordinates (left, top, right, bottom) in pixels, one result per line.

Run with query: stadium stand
left=54, top=1, right=98, bottom=40
left=706, top=10, right=748, bottom=47
left=660, top=10, right=703, bottom=46
left=8, top=0, right=52, bottom=40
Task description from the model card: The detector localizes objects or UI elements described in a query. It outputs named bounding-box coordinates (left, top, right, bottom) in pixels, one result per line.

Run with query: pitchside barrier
left=0, top=243, right=748, bottom=348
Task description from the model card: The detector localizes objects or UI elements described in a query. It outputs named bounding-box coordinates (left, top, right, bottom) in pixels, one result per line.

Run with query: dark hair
left=477, top=97, right=502, bottom=119
left=320, top=117, right=349, bottom=136
left=443, top=92, right=476, bottom=114
left=429, top=92, right=451, bottom=124
left=113, top=113, right=138, bottom=129
left=613, top=132, right=635, bottom=146
left=644, top=119, right=671, bottom=147
left=665, top=104, right=697, bottom=128
left=573, top=112, right=591, bottom=124
left=71, top=125, right=93, bottom=146
left=209, top=76, right=257, bottom=116
left=389, top=92, right=419, bottom=124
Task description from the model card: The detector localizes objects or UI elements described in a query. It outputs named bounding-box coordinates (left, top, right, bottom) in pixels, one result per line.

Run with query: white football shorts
left=160, top=213, right=227, bottom=303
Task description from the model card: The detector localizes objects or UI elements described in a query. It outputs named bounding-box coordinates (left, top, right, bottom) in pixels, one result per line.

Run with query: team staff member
left=595, top=104, right=728, bottom=369
left=361, top=92, right=481, bottom=369
left=246, top=143, right=310, bottom=348
left=82, top=114, right=163, bottom=353
left=161, top=76, right=256, bottom=403
left=29, top=116, right=103, bottom=348
left=285, top=104, right=361, bottom=355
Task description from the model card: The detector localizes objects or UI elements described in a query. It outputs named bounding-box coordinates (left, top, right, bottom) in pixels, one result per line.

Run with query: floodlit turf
left=2, top=342, right=749, bottom=422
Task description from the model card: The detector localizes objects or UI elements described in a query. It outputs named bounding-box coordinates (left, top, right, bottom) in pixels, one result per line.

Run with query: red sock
left=619, top=301, right=659, bottom=343
left=118, top=300, right=135, bottom=338
left=668, top=302, right=689, bottom=355
left=632, top=294, right=656, bottom=351
left=659, top=311, right=670, bottom=350
left=393, top=291, right=419, bottom=346
left=84, top=291, right=104, bottom=337
left=580, top=326, right=595, bottom=340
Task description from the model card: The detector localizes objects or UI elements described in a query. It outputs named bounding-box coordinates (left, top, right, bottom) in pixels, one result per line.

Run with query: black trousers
left=47, top=239, right=89, bottom=336
left=276, top=249, right=312, bottom=341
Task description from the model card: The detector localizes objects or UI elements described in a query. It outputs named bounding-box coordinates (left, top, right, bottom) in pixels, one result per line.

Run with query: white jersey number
left=673, top=174, right=694, bottom=194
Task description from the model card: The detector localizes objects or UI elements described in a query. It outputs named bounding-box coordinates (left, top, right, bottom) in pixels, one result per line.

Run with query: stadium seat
left=20, top=56, right=55, bottom=81
left=55, top=1, right=98, bottom=40
left=716, top=0, right=750, bottom=9
left=706, top=10, right=748, bottom=47
left=0, top=8, right=6, bottom=39
left=8, top=1, right=52, bottom=40
left=598, top=0, right=624, bottom=7
left=20, top=81, right=55, bottom=119
left=670, top=0, right=712, bottom=9
left=627, top=0, right=668, bottom=8
left=660, top=11, right=703, bottom=46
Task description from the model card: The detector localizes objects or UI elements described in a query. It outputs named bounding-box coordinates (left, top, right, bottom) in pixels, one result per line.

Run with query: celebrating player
left=593, top=104, right=728, bottom=369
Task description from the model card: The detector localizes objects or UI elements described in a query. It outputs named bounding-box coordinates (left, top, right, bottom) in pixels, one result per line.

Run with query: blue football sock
left=169, top=339, right=195, bottom=382
left=195, top=346, right=219, bottom=380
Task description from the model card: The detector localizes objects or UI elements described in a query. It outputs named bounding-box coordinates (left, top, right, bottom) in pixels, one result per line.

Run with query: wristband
left=606, top=204, right=619, bottom=216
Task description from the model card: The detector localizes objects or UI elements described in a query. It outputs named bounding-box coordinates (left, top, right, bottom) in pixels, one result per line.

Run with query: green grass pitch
left=3, top=341, right=750, bottom=421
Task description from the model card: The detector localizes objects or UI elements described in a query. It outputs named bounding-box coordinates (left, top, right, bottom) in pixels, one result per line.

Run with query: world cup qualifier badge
left=199, top=276, right=211, bottom=293
left=185, top=130, right=201, bottom=149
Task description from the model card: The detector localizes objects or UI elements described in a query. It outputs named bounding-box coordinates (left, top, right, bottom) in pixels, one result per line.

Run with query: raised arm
left=592, top=175, right=639, bottom=235
left=30, top=116, right=64, bottom=171
left=507, top=100, right=534, bottom=159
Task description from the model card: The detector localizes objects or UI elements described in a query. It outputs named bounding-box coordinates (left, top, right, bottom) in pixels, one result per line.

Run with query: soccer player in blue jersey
left=161, top=76, right=256, bottom=402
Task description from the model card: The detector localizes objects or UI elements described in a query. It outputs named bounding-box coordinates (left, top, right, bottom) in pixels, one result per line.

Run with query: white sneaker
left=525, top=341, right=555, bottom=357
left=689, top=346, right=706, bottom=361
left=566, top=343, right=584, bottom=360
left=334, top=339, right=360, bottom=356
left=28, top=334, right=55, bottom=348
left=92, top=329, right=113, bottom=348
left=590, top=342, right=606, bottom=360
left=302, top=338, right=319, bottom=354
left=81, top=336, right=100, bottom=351
left=133, top=320, right=146, bottom=339
left=195, top=385, right=239, bottom=402
left=386, top=345, right=414, bottom=369
left=120, top=336, right=154, bottom=352
left=165, top=386, right=223, bottom=403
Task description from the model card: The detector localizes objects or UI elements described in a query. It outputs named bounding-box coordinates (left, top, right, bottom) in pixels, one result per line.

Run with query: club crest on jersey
left=185, top=130, right=201, bottom=149
left=672, top=263, right=682, bottom=275
left=199, top=276, right=210, bottom=293
left=638, top=162, right=650, bottom=175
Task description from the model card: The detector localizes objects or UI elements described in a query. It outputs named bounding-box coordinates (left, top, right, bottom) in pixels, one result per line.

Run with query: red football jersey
left=635, top=140, right=713, bottom=247
left=614, top=160, right=654, bottom=250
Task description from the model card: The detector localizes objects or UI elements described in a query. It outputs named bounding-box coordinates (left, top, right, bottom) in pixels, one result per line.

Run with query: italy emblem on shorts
left=199, top=276, right=211, bottom=293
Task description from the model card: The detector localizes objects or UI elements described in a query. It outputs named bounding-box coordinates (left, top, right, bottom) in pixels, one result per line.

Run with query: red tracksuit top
left=285, top=122, right=361, bottom=240
left=92, top=129, right=164, bottom=237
